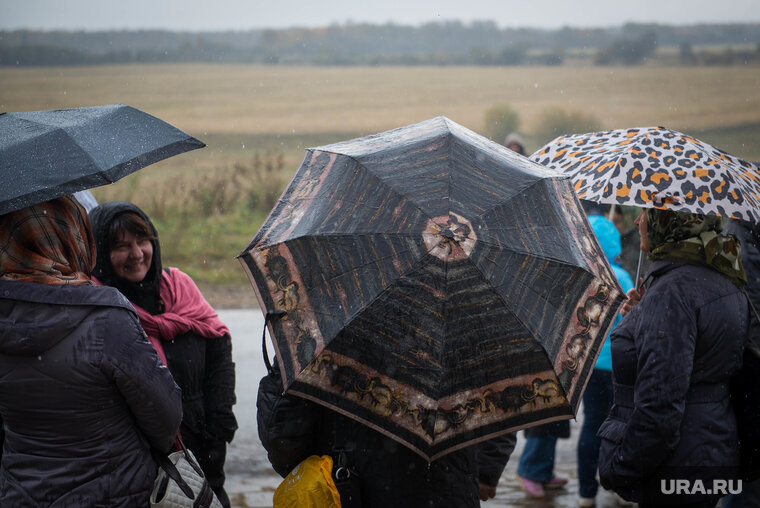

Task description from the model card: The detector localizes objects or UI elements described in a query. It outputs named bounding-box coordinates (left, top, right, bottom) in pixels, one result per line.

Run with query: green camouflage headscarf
left=647, top=208, right=746, bottom=288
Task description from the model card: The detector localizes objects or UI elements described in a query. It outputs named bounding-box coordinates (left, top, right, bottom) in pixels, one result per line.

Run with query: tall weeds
left=115, top=150, right=289, bottom=286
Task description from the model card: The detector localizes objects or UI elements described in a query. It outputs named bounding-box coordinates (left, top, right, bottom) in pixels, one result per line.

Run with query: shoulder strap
left=151, top=438, right=200, bottom=499
left=262, top=310, right=285, bottom=375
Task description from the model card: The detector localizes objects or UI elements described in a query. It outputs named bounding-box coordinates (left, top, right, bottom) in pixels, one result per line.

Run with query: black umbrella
left=0, top=104, right=205, bottom=215
left=239, top=116, right=624, bottom=461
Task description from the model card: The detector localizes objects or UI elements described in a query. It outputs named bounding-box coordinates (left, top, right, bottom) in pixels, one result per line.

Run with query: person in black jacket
left=257, top=363, right=516, bottom=507
left=89, top=201, right=238, bottom=507
left=0, top=196, right=182, bottom=506
left=599, top=208, right=749, bottom=507
left=721, top=219, right=760, bottom=508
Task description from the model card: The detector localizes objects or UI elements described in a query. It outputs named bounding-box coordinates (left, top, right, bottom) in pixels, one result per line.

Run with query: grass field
left=3, top=63, right=760, bottom=297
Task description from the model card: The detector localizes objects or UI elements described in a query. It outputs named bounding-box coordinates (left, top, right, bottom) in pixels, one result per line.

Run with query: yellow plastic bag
left=273, top=455, right=341, bottom=508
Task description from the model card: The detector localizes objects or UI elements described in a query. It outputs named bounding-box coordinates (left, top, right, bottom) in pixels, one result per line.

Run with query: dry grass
left=3, top=63, right=760, bottom=288
left=3, top=64, right=759, bottom=136
left=4, top=63, right=758, bottom=184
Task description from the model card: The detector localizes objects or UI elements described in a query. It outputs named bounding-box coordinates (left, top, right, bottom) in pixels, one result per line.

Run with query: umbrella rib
left=477, top=249, right=579, bottom=316
left=290, top=235, right=432, bottom=323
left=470, top=238, right=596, bottom=355
left=12, top=116, right=104, bottom=181
left=438, top=142, right=454, bottom=395
left=447, top=252, right=573, bottom=401
left=329, top=153, right=460, bottom=233
left=464, top=255, right=584, bottom=409
left=474, top=228, right=589, bottom=266
left=472, top=177, right=564, bottom=223
left=296, top=234, right=423, bottom=285
left=472, top=177, right=593, bottom=267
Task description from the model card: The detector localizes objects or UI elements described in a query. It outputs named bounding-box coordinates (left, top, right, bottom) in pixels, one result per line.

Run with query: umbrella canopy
left=0, top=104, right=204, bottom=215
left=239, top=117, right=624, bottom=461
left=530, top=126, right=760, bottom=221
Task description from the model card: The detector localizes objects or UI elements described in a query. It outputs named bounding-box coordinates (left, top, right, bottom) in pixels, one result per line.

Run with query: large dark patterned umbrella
left=0, top=104, right=204, bottom=215
left=239, top=117, right=624, bottom=461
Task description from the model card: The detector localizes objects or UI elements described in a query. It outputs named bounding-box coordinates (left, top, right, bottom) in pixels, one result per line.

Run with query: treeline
left=2, top=21, right=760, bottom=66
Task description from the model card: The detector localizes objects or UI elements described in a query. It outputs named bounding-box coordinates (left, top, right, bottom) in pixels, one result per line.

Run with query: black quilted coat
left=0, top=280, right=182, bottom=507
left=598, top=260, right=748, bottom=506
left=257, top=366, right=516, bottom=508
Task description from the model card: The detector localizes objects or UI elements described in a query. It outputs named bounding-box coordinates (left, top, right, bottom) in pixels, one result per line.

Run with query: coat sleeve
left=604, top=282, right=696, bottom=488
left=203, top=335, right=238, bottom=443
left=477, top=433, right=517, bottom=486
left=256, top=365, right=318, bottom=477
left=101, top=308, right=183, bottom=453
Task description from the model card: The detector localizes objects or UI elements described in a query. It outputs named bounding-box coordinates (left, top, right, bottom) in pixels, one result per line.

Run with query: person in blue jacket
left=577, top=213, right=634, bottom=507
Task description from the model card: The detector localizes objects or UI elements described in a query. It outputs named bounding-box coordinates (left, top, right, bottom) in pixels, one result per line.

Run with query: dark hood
left=88, top=201, right=163, bottom=312
left=0, top=280, right=134, bottom=356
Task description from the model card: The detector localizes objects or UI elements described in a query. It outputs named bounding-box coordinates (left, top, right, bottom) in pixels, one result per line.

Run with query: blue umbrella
left=0, top=104, right=204, bottom=215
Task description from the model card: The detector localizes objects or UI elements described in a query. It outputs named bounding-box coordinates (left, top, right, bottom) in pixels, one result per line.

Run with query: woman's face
left=634, top=210, right=650, bottom=252
left=109, top=230, right=153, bottom=283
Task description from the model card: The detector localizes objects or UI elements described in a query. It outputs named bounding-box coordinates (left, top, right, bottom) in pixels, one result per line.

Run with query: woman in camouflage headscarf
left=621, top=208, right=745, bottom=315
left=645, top=208, right=745, bottom=288
left=597, top=207, right=749, bottom=507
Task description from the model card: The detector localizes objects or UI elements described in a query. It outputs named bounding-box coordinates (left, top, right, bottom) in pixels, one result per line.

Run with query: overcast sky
left=2, top=0, right=759, bottom=31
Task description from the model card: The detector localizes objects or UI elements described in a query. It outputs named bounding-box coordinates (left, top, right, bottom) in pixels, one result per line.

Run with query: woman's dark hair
left=108, top=212, right=156, bottom=248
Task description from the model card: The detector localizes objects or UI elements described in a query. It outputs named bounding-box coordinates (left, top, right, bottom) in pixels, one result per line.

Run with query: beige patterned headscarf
left=0, top=196, right=95, bottom=285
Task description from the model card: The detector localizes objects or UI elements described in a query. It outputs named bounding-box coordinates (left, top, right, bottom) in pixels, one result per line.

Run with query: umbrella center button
left=422, top=212, right=477, bottom=262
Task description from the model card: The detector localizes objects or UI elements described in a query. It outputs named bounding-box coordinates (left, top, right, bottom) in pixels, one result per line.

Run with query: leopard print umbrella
left=531, top=126, right=760, bottom=222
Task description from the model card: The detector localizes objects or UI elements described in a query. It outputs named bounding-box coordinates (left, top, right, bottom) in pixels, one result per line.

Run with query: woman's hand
left=479, top=482, right=497, bottom=501
left=620, top=280, right=646, bottom=316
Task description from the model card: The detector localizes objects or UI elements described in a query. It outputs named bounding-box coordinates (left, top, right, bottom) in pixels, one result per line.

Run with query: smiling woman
left=107, top=214, right=155, bottom=283
left=89, top=200, right=238, bottom=507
